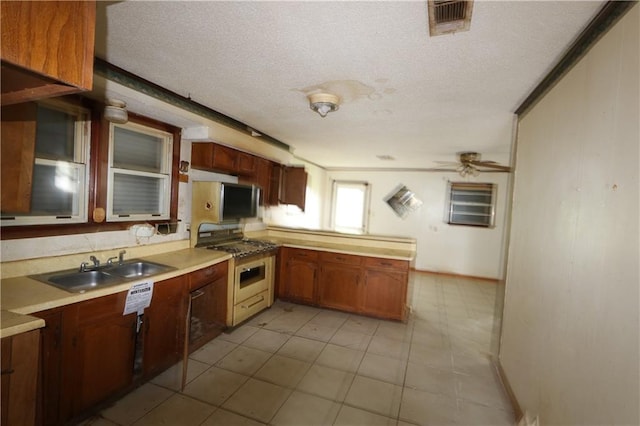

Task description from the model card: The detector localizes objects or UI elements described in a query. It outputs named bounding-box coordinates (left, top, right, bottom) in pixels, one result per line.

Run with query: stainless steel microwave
left=192, top=181, right=260, bottom=224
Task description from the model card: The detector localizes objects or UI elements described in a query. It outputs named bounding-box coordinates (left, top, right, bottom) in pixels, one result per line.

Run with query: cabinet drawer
left=319, top=251, right=363, bottom=266
left=190, top=262, right=228, bottom=290
left=76, top=292, right=128, bottom=324
left=285, top=248, right=318, bottom=261
left=364, top=257, right=409, bottom=271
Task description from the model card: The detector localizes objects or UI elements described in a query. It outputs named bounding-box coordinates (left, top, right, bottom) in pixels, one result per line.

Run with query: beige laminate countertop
left=1, top=248, right=231, bottom=338
left=1, top=231, right=416, bottom=338
left=266, top=237, right=415, bottom=260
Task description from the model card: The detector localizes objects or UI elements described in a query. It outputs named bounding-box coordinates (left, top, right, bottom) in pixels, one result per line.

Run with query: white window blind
left=446, top=182, right=496, bottom=227
left=107, top=122, right=172, bottom=221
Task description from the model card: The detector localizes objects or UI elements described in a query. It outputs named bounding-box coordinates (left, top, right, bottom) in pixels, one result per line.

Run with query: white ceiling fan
left=434, top=152, right=512, bottom=177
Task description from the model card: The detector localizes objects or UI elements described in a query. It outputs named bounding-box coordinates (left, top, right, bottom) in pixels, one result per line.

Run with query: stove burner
left=207, top=238, right=278, bottom=258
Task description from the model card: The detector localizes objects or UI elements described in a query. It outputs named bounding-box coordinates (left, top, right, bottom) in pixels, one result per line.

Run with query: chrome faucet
left=118, top=250, right=126, bottom=265
left=89, top=255, right=100, bottom=268
left=79, top=261, right=91, bottom=272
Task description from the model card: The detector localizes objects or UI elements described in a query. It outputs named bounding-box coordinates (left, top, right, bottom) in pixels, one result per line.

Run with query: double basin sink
left=31, top=260, right=177, bottom=293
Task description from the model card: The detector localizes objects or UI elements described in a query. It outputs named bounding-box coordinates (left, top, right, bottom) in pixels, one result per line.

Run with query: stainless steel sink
left=106, top=260, right=175, bottom=279
left=30, top=260, right=176, bottom=293
left=45, top=270, right=123, bottom=293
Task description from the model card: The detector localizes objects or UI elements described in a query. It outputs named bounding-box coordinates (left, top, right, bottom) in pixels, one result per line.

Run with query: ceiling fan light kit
left=308, top=93, right=340, bottom=118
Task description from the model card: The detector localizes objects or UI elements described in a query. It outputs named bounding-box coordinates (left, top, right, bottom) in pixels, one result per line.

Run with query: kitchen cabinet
left=280, top=166, right=307, bottom=211
left=362, top=258, right=409, bottom=320
left=32, top=308, right=64, bottom=426
left=280, top=248, right=318, bottom=304
left=1, top=329, right=40, bottom=426
left=255, top=158, right=273, bottom=205
left=143, top=276, right=188, bottom=378
left=0, top=103, right=37, bottom=214
left=277, top=248, right=410, bottom=321
left=191, top=142, right=238, bottom=175
left=1, top=1, right=96, bottom=105
left=33, top=293, right=137, bottom=424
left=68, top=292, right=137, bottom=415
left=317, top=252, right=363, bottom=313
left=237, top=151, right=256, bottom=177
left=269, top=164, right=284, bottom=206
left=188, top=262, right=228, bottom=352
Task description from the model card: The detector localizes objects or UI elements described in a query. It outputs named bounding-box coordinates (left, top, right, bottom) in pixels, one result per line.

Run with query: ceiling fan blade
left=468, top=160, right=512, bottom=172
left=434, top=161, right=460, bottom=165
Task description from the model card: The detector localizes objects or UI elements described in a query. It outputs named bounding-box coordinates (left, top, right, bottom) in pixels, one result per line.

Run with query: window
left=331, top=181, right=370, bottom=234
left=446, top=182, right=496, bottom=227
left=1, top=101, right=90, bottom=226
left=107, top=121, right=173, bottom=221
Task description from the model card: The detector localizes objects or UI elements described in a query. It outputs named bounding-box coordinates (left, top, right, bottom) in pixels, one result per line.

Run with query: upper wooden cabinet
left=1, top=1, right=96, bottom=105
left=191, top=142, right=238, bottom=175
left=0, top=103, right=37, bottom=213
left=280, top=166, right=307, bottom=211
left=190, top=142, right=308, bottom=209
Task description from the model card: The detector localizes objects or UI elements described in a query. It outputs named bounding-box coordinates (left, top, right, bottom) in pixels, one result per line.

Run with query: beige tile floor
left=81, top=272, right=514, bottom=426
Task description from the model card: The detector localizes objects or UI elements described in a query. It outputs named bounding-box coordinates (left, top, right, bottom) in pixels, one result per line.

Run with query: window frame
left=106, top=120, right=173, bottom=222
left=0, top=99, right=91, bottom=227
left=0, top=100, right=181, bottom=240
left=330, top=180, right=370, bottom=234
left=445, top=181, right=496, bottom=228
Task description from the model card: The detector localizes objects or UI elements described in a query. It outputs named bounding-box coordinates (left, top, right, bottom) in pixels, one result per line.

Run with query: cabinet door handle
left=191, top=289, right=205, bottom=300
left=1, top=369, right=15, bottom=375
left=380, top=262, right=392, bottom=266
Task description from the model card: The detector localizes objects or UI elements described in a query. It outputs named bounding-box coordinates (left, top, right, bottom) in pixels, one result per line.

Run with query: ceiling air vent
left=428, top=0, right=474, bottom=36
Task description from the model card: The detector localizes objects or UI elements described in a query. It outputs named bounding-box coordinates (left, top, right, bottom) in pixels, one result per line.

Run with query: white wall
left=500, top=5, right=639, bottom=424
left=325, top=170, right=511, bottom=279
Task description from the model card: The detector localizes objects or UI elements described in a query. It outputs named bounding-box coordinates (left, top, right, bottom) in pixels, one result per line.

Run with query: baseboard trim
left=410, top=268, right=500, bottom=283
left=495, top=357, right=523, bottom=421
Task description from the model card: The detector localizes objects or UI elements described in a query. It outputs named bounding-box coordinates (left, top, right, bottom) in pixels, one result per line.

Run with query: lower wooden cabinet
left=68, top=292, right=137, bottom=415
left=31, top=275, right=195, bottom=424
left=278, top=247, right=410, bottom=321
left=143, top=276, right=188, bottom=378
left=280, top=248, right=317, bottom=304
left=1, top=329, right=40, bottom=426
left=318, top=263, right=361, bottom=313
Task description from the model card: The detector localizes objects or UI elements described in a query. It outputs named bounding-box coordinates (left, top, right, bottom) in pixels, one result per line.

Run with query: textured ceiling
left=95, top=1, right=604, bottom=169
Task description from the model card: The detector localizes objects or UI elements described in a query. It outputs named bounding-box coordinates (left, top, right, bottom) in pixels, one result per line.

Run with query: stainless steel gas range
left=195, top=227, right=278, bottom=326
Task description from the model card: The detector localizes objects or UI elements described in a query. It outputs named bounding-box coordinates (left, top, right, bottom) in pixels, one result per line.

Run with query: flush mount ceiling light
left=308, top=93, right=340, bottom=118
left=104, top=99, right=128, bottom=124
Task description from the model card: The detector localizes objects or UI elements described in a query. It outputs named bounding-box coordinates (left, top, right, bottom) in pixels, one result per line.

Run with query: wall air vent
left=428, top=0, right=474, bottom=36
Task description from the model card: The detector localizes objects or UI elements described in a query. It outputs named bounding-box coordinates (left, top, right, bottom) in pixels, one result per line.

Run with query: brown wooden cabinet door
left=67, top=293, right=137, bottom=416
left=255, top=158, right=272, bottom=205
left=362, top=269, right=408, bottom=320
left=269, top=163, right=283, bottom=206
left=1, top=103, right=37, bottom=214
left=32, top=308, right=64, bottom=426
left=212, top=144, right=238, bottom=173
left=191, top=142, right=214, bottom=170
left=280, top=166, right=307, bottom=210
left=1, top=1, right=96, bottom=105
left=318, top=263, right=361, bottom=313
left=284, top=259, right=317, bottom=304
left=1, top=330, right=40, bottom=426
left=188, top=263, right=228, bottom=352
left=237, top=152, right=256, bottom=177
left=143, top=276, right=188, bottom=378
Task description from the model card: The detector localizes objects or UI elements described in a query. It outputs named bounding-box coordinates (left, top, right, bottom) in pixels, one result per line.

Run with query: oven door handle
left=241, top=295, right=265, bottom=309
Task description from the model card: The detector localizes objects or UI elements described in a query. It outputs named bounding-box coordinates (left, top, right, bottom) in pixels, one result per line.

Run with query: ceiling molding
left=93, top=57, right=291, bottom=152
